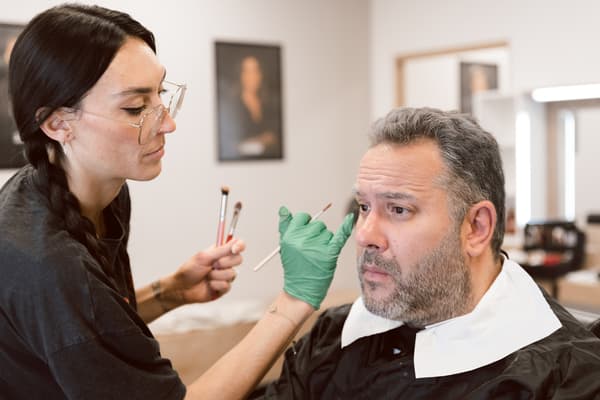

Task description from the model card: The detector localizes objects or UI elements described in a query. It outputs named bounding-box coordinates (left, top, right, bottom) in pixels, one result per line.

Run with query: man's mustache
left=358, top=250, right=397, bottom=274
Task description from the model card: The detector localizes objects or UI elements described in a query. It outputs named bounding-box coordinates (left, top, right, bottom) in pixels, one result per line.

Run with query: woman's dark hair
left=8, top=4, right=155, bottom=272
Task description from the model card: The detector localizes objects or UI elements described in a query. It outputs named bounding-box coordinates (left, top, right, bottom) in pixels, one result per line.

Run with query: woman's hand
left=171, top=239, right=246, bottom=304
left=278, top=206, right=354, bottom=309
left=137, top=240, right=245, bottom=323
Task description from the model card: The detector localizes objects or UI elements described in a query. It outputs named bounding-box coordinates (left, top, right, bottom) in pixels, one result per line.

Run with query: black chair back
left=589, top=318, right=600, bottom=338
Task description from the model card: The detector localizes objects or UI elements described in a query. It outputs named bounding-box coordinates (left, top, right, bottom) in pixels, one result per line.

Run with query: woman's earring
left=62, top=132, right=73, bottom=147
left=61, top=133, right=72, bottom=152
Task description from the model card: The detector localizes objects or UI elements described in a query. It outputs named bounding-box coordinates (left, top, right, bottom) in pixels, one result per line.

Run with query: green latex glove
left=278, top=206, right=354, bottom=309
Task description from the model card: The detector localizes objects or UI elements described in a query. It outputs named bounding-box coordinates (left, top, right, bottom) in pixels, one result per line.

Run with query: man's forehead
left=358, top=141, right=442, bottom=172
left=361, top=140, right=440, bottom=160
left=355, top=141, right=446, bottom=197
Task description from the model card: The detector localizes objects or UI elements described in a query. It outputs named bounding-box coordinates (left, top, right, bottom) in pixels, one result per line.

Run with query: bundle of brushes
left=216, top=186, right=242, bottom=246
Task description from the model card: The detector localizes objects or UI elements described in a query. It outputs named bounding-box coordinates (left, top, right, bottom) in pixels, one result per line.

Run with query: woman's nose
left=159, top=109, right=176, bottom=135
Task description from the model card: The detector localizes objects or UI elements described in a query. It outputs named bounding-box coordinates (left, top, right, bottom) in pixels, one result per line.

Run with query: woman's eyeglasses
left=62, top=80, right=187, bottom=145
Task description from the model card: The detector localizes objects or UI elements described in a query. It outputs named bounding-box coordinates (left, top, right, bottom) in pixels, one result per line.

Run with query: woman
left=0, top=4, right=353, bottom=399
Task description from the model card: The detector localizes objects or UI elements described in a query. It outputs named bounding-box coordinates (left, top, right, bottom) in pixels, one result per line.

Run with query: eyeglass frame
left=61, top=80, right=187, bottom=145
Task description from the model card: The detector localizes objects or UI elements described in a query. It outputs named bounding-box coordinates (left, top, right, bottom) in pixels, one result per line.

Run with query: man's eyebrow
left=352, top=188, right=416, bottom=201
left=378, top=192, right=416, bottom=201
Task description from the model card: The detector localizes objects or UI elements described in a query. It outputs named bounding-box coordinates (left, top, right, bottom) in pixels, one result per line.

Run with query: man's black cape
left=251, top=295, right=600, bottom=399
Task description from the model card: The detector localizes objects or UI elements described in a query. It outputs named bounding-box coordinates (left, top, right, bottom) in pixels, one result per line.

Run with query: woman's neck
left=64, top=166, right=123, bottom=236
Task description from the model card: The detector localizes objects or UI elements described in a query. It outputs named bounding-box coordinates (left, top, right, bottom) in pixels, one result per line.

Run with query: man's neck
left=466, top=251, right=503, bottom=312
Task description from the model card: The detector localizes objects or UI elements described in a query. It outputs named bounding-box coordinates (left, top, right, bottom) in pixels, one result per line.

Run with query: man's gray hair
left=368, top=107, right=505, bottom=259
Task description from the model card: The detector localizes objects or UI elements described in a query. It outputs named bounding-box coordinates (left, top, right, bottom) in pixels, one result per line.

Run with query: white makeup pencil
left=226, top=201, right=242, bottom=243
left=253, top=202, right=332, bottom=272
left=216, top=186, right=230, bottom=246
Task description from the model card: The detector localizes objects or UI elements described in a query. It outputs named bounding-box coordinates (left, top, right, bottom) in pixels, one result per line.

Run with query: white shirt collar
left=341, top=259, right=561, bottom=378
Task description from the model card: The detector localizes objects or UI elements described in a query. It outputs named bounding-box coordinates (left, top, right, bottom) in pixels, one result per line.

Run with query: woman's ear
left=37, top=107, right=77, bottom=144
left=464, top=200, right=497, bottom=258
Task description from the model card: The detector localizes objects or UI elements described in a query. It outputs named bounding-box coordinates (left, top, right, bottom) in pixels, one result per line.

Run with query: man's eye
left=358, top=204, right=369, bottom=213
left=391, top=206, right=407, bottom=214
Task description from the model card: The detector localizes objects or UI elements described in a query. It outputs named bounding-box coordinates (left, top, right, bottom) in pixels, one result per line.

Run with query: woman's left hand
left=171, top=239, right=246, bottom=304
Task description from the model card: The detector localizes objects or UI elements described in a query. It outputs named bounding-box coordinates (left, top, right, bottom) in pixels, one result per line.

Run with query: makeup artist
left=0, top=4, right=353, bottom=399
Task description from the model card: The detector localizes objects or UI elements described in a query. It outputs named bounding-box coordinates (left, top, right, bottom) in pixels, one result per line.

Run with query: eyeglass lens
left=139, top=83, right=185, bottom=145
left=162, top=83, right=185, bottom=118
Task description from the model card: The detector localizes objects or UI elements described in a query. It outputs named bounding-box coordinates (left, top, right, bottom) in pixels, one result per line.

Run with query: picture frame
left=459, top=62, right=498, bottom=114
left=0, top=23, right=26, bottom=169
left=215, top=41, right=283, bottom=161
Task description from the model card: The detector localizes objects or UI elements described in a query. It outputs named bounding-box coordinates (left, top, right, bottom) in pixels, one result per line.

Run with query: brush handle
left=216, top=192, right=229, bottom=246
left=253, top=246, right=281, bottom=271
left=227, top=209, right=241, bottom=240
left=216, top=221, right=226, bottom=246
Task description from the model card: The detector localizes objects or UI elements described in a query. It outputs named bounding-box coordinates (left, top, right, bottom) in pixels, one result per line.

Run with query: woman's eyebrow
left=113, top=69, right=167, bottom=97
left=113, top=86, right=154, bottom=97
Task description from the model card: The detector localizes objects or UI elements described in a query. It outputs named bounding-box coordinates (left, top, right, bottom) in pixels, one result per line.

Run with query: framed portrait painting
left=215, top=41, right=283, bottom=161
left=460, top=62, right=498, bottom=114
left=0, top=23, right=26, bottom=169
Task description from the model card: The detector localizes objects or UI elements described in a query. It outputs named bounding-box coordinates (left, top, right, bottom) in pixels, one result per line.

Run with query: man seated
left=251, top=107, right=600, bottom=398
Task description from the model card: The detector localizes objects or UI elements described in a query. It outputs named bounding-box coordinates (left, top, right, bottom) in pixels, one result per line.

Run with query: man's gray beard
left=357, top=227, right=472, bottom=328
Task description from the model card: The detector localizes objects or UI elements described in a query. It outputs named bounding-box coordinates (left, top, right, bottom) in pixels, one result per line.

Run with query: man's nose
left=355, top=211, right=387, bottom=251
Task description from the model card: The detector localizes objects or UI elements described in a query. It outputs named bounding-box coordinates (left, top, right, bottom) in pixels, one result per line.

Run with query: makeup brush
left=216, top=186, right=229, bottom=246
left=253, top=202, right=332, bottom=272
left=226, top=201, right=242, bottom=243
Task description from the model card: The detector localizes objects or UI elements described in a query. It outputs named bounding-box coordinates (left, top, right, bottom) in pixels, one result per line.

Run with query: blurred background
left=2, top=0, right=600, bottom=319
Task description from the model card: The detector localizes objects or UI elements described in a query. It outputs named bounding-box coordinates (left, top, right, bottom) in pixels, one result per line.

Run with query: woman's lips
left=144, top=145, right=165, bottom=159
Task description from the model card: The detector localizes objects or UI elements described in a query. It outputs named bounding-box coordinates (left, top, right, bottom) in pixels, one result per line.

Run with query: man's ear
left=463, top=200, right=496, bottom=258
left=37, top=107, right=77, bottom=144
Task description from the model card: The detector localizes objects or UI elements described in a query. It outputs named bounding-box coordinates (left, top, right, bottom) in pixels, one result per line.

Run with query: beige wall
left=0, top=0, right=370, bottom=310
